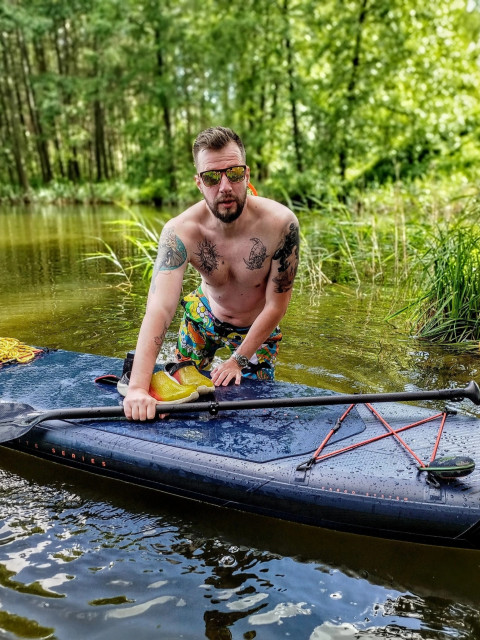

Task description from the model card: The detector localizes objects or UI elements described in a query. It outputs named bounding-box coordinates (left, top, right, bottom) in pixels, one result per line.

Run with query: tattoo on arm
left=150, top=229, right=187, bottom=293
left=244, top=237, right=269, bottom=270
left=272, top=222, right=299, bottom=293
left=195, top=238, right=222, bottom=274
left=153, top=324, right=168, bottom=356
left=157, top=229, right=187, bottom=270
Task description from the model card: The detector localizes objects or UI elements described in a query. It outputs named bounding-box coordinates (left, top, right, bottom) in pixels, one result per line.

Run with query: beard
left=207, top=189, right=247, bottom=223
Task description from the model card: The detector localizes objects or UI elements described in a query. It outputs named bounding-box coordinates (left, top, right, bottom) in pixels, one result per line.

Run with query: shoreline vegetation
left=2, top=2, right=480, bottom=208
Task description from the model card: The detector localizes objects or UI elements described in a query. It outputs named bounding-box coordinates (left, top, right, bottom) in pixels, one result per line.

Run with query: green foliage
left=85, top=209, right=165, bottom=285
left=397, top=223, right=480, bottom=344
left=1, top=0, right=480, bottom=204
left=138, top=178, right=171, bottom=207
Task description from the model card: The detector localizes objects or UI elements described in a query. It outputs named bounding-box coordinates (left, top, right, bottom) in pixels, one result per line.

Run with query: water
left=1, top=204, right=480, bottom=639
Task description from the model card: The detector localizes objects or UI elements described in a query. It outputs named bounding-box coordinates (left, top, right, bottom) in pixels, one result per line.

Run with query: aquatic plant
left=297, top=231, right=332, bottom=293
left=84, top=238, right=135, bottom=289
left=393, top=223, right=480, bottom=344
left=84, top=209, right=162, bottom=287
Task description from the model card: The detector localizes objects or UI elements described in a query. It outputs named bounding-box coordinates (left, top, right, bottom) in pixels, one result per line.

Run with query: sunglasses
left=198, top=165, right=247, bottom=187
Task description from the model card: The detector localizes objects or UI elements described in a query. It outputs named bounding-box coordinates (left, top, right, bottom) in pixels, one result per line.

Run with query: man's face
left=195, top=142, right=250, bottom=223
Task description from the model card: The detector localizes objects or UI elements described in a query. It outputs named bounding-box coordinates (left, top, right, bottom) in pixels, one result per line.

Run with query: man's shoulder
left=247, top=195, right=298, bottom=226
left=160, top=202, right=209, bottom=257
left=163, top=201, right=205, bottom=231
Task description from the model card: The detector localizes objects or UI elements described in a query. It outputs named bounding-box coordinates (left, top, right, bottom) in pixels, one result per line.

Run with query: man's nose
left=218, top=172, right=232, bottom=190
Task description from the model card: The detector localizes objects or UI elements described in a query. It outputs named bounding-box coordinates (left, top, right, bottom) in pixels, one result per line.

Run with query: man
left=124, top=126, right=299, bottom=421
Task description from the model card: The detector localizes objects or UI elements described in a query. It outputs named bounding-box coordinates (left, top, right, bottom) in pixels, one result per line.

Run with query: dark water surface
left=1, top=205, right=480, bottom=639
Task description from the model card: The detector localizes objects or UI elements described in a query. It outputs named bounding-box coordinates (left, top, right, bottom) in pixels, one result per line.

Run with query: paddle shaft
left=23, top=380, right=480, bottom=427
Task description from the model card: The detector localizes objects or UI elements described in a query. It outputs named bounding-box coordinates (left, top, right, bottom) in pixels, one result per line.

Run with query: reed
left=392, top=224, right=480, bottom=344
left=296, top=196, right=402, bottom=287
left=297, top=231, right=332, bottom=293
left=85, top=210, right=162, bottom=287
left=84, top=238, right=135, bottom=289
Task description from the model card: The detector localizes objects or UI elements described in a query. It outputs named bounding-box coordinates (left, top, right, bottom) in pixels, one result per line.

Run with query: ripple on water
left=248, top=601, right=312, bottom=625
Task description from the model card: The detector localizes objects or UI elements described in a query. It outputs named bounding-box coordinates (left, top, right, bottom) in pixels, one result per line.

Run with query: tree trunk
left=0, top=84, right=17, bottom=185
left=338, top=0, right=369, bottom=182
left=94, top=98, right=109, bottom=181
left=17, top=28, right=53, bottom=183
left=0, top=34, right=29, bottom=191
left=53, top=21, right=81, bottom=181
left=33, top=35, right=65, bottom=179
left=154, top=25, right=177, bottom=198
left=283, top=0, right=303, bottom=174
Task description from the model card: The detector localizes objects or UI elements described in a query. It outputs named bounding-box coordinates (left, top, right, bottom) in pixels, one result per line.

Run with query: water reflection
left=1, top=450, right=479, bottom=639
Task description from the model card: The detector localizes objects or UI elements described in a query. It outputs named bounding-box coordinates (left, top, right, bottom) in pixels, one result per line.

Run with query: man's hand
left=123, top=387, right=158, bottom=421
left=210, top=357, right=243, bottom=386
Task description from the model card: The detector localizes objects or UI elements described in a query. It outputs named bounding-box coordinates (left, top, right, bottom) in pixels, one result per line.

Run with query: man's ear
left=194, top=175, right=202, bottom=191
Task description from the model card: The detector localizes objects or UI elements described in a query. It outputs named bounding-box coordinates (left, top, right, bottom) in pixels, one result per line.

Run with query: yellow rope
left=0, top=337, right=42, bottom=365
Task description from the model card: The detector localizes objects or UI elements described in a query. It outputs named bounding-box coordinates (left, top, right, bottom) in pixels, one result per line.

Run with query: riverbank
left=0, top=180, right=143, bottom=206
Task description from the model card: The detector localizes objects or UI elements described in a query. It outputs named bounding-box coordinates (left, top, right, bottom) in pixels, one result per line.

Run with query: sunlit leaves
left=1, top=0, right=480, bottom=201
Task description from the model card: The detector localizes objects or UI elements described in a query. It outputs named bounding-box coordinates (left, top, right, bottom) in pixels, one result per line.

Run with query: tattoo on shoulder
left=154, top=229, right=187, bottom=272
left=195, top=238, right=222, bottom=274
left=150, top=229, right=187, bottom=294
left=244, top=237, right=269, bottom=270
left=272, top=222, right=299, bottom=293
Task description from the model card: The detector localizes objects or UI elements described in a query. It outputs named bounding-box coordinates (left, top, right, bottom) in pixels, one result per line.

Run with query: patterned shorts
left=175, top=287, right=282, bottom=380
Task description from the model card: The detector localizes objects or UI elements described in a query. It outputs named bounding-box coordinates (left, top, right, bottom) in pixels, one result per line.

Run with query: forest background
left=1, top=0, right=480, bottom=206
left=2, top=0, right=480, bottom=343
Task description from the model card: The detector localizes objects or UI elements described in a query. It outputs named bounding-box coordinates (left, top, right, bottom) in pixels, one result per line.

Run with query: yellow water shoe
left=117, top=370, right=199, bottom=404
left=165, top=361, right=215, bottom=395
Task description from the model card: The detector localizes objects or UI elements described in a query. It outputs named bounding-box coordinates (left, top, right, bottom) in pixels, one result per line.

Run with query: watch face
left=235, top=353, right=249, bottom=368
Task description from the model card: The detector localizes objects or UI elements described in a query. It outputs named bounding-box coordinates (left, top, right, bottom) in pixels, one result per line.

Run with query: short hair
left=192, top=127, right=246, bottom=168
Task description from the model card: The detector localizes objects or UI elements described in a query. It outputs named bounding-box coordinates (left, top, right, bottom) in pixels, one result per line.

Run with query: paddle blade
left=0, top=402, right=38, bottom=442
left=419, top=456, right=476, bottom=480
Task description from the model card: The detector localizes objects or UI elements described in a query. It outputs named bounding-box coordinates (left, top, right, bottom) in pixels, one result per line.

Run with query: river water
left=0, top=204, right=479, bottom=639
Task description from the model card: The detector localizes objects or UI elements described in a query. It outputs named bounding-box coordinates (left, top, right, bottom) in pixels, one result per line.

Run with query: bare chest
left=189, top=234, right=273, bottom=285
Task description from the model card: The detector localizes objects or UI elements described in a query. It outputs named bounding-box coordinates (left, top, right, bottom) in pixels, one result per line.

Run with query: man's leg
left=175, top=314, right=220, bottom=370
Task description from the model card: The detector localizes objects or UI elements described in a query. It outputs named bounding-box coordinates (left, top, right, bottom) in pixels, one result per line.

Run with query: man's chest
left=189, top=235, right=274, bottom=282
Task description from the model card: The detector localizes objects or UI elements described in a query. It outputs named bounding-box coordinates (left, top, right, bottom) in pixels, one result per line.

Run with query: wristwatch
left=232, top=351, right=249, bottom=369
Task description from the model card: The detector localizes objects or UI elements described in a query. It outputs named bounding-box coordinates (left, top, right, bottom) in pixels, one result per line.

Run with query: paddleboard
left=1, top=348, right=480, bottom=548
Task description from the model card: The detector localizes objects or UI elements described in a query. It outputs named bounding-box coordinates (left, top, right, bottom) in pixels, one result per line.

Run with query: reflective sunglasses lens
left=226, top=166, right=246, bottom=182
left=202, top=171, right=221, bottom=186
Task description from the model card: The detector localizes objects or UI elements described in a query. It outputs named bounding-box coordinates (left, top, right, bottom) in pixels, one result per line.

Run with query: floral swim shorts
left=175, top=286, right=282, bottom=380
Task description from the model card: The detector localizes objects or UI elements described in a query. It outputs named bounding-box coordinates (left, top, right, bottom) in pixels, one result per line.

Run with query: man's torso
left=177, top=196, right=289, bottom=325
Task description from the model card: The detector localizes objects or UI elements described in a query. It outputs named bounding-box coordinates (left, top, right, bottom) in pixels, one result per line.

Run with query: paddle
left=0, top=381, right=479, bottom=444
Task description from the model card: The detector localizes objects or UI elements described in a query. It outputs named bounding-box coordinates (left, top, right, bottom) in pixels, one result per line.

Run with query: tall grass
left=84, top=238, right=135, bottom=289
left=297, top=232, right=332, bottom=293
left=85, top=211, right=161, bottom=287
left=394, top=224, right=480, bottom=344
left=295, top=194, right=408, bottom=288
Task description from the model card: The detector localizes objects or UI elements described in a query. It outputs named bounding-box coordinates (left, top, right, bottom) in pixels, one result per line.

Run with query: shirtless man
left=123, top=126, right=299, bottom=421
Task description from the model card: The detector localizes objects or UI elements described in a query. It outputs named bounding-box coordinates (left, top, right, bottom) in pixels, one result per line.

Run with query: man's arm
left=123, top=224, right=189, bottom=420
left=210, top=216, right=299, bottom=386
